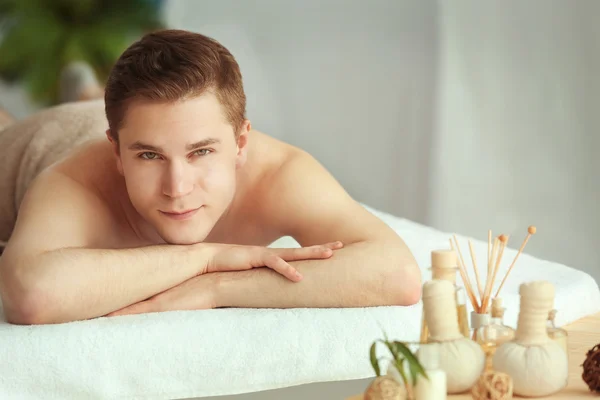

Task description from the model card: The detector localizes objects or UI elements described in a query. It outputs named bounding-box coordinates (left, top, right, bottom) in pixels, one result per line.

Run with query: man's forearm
left=1, top=244, right=210, bottom=324
left=214, top=240, right=421, bottom=309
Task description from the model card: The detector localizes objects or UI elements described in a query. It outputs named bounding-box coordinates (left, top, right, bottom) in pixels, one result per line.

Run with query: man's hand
left=205, top=241, right=344, bottom=282
left=105, top=241, right=344, bottom=317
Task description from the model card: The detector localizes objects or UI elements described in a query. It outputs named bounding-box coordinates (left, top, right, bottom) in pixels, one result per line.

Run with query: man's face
left=110, top=93, right=248, bottom=245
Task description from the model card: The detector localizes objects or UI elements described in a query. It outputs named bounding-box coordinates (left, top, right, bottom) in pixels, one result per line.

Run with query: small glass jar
left=470, top=311, right=491, bottom=342
left=476, top=298, right=515, bottom=371
left=455, top=287, right=470, bottom=338
left=546, top=309, right=568, bottom=355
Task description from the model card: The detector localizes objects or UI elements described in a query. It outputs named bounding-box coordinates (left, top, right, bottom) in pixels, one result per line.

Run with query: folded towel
left=0, top=205, right=598, bottom=400
left=0, top=99, right=107, bottom=245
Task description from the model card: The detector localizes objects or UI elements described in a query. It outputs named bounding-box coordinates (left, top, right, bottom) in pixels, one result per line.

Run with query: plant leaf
left=394, top=358, right=409, bottom=387
left=369, top=342, right=380, bottom=377
left=376, top=322, right=390, bottom=345
left=375, top=339, right=409, bottom=386
left=393, top=341, right=429, bottom=383
left=378, top=339, right=398, bottom=361
left=410, top=361, right=420, bottom=385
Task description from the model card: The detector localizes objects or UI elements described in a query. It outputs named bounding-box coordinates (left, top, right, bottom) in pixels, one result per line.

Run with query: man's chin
left=155, top=227, right=210, bottom=246
left=165, top=239, right=203, bottom=245
left=159, top=233, right=207, bottom=246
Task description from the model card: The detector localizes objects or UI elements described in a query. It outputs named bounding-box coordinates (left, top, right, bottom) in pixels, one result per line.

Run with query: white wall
left=431, top=0, right=600, bottom=283
left=162, top=0, right=438, bottom=225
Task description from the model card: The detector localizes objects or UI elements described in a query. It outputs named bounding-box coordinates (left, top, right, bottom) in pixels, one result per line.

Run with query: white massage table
left=1, top=204, right=599, bottom=400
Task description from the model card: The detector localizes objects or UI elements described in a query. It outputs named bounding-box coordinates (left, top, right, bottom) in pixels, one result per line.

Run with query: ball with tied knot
left=471, top=371, right=513, bottom=400
left=364, top=376, right=407, bottom=400
left=582, top=343, right=600, bottom=393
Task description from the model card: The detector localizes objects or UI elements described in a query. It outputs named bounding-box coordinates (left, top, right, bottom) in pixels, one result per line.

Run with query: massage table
left=1, top=204, right=599, bottom=400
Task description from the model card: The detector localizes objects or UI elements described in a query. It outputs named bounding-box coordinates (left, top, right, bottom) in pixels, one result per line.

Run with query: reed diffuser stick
left=482, top=237, right=500, bottom=312
left=482, top=234, right=509, bottom=313
left=450, top=238, right=479, bottom=310
left=487, top=230, right=492, bottom=275
left=494, top=226, right=536, bottom=298
left=468, top=240, right=484, bottom=300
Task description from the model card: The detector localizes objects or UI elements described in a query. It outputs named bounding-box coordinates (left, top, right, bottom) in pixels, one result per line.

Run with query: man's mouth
left=159, top=207, right=201, bottom=220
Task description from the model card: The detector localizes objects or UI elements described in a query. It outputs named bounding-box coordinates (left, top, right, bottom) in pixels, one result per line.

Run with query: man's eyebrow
left=128, top=141, right=163, bottom=152
left=127, top=138, right=221, bottom=152
left=186, top=138, right=220, bottom=150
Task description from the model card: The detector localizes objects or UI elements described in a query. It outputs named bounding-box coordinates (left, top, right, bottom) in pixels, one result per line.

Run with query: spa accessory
left=479, top=234, right=509, bottom=313
left=475, top=298, right=515, bottom=371
left=471, top=371, right=513, bottom=400
left=493, top=226, right=536, bottom=299
left=546, top=309, right=568, bottom=355
left=420, top=250, right=470, bottom=343
left=450, top=226, right=537, bottom=315
left=364, top=376, right=405, bottom=400
left=422, top=280, right=485, bottom=394
left=492, top=281, right=568, bottom=397
left=470, top=310, right=490, bottom=342
left=450, top=237, right=480, bottom=310
left=369, top=334, right=427, bottom=400
left=414, top=344, right=446, bottom=400
left=582, top=343, right=600, bottom=393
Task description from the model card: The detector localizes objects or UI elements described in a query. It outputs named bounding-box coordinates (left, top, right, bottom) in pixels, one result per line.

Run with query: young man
left=0, top=29, right=421, bottom=325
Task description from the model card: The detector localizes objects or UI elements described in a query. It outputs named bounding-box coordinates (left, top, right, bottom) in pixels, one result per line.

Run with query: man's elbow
left=1, top=266, right=57, bottom=325
left=1, top=284, right=57, bottom=325
left=386, top=261, right=422, bottom=306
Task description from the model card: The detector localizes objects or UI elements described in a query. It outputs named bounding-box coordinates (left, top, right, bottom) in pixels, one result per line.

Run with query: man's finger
left=273, top=245, right=334, bottom=261
left=262, top=253, right=302, bottom=282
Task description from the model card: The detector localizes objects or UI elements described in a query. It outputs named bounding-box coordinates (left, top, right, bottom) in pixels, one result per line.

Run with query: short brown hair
left=104, top=29, right=246, bottom=139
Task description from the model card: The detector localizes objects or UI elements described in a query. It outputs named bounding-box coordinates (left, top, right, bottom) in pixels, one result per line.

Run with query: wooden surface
left=347, top=311, right=600, bottom=399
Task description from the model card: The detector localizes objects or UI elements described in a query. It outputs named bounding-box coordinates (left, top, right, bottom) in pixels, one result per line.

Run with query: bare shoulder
left=2, top=145, right=122, bottom=262
left=258, top=146, right=357, bottom=216
left=252, top=134, right=396, bottom=246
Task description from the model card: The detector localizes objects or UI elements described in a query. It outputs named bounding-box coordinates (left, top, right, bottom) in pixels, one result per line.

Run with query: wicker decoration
left=364, top=376, right=407, bottom=400
left=471, top=371, right=513, bottom=400
left=582, top=343, right=600, bottom=393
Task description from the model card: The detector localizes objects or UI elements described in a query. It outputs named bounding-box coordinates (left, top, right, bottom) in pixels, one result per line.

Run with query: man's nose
left=162, top=161, right=194, bottom=198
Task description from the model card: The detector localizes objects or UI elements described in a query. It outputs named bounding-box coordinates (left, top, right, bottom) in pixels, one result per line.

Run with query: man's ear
left=235, top=120, right=251, bottom=168
left=106, top=129, right=124, bottom=176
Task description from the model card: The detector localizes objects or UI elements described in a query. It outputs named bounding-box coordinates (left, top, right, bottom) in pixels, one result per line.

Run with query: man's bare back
left=0, top=29, right=421, bottom=325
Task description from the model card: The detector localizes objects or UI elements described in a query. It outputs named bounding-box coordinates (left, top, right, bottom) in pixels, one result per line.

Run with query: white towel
left=0, top=205, right=598, bottom=399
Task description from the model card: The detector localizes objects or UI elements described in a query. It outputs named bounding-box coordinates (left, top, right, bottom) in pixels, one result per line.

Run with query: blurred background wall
left=1, top=0, right=598, bottom=283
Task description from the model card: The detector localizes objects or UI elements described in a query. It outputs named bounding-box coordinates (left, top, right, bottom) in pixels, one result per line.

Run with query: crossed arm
left=0, top=153, right=421, bottom=323
left=109, top=151, right=422, bottom=316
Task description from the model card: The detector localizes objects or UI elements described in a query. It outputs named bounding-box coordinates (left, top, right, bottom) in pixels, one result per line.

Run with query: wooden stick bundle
left=449, top=226, right=536, bottom=314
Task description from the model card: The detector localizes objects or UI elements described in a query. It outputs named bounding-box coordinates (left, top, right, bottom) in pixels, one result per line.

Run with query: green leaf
left=409, top=360, right=420, bottom=386
left=394, top=358, right=409, bottom=387
left=371, top=330, right=431, bottom=388
left=369, top=342, right=380, bottom=377
left=376, top=339, right=410, bottom=386
left=378, top=339, right=395, bottom=357
left=393, top=341, right=429, bottom=384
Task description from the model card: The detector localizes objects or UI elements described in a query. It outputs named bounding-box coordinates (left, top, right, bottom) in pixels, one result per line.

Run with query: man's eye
left=194, top=149, right=212, bottom=156
left=140, top=152, right=159, bottom=160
